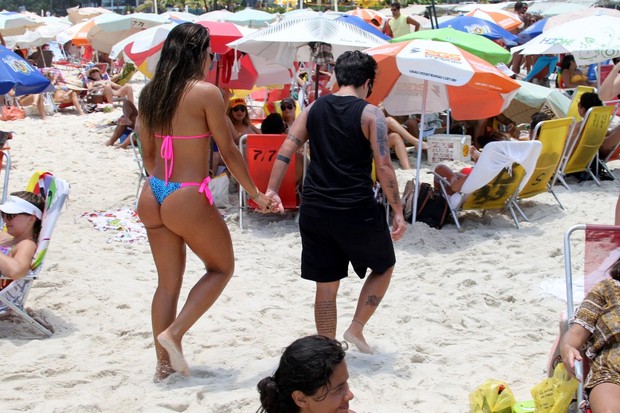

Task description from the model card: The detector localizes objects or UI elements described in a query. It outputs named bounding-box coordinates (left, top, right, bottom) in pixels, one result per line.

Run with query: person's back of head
left=257, top=335, right=347, bottom=413
left=530, top=111, right=551, bottom=132
left=334, top=50, right=377, bottom=90
left=478, top=131, right=509, bottom=149
left=261, top=113, right=286, bottom=134
left=579, top=92, right=603, bottom=113
left=561, top=55, right=575, bottom=71
left=514, top=1, right=527, bottom=13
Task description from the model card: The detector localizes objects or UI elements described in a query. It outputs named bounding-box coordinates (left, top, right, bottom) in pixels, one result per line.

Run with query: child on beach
left=0, top=192, right=45, bottom=291
left=257, top=335, right=356, bottom=413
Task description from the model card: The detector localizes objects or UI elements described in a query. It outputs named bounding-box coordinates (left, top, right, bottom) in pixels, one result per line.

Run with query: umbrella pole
left=412, top=80, right=429, bottom=225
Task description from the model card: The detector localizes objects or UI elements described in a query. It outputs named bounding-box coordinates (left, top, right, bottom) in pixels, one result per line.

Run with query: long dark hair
left=257, top=335, right=346, bottom=413
left=139, top=23, right=211, bottom=137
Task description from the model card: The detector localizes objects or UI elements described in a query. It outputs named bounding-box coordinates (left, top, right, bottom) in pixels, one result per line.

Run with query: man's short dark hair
left=579, top=92, right=603, bottom=112
left=530, top=111, right=550, bottom=132
left=391, top=2, right=401, bottom=10
left=334, top=50, right=377, bottom=89
left=514, top=1, right=527, bottom=12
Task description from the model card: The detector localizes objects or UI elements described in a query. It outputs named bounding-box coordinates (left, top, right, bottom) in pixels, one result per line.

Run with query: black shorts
left=299, top=203, right=396, bottom=283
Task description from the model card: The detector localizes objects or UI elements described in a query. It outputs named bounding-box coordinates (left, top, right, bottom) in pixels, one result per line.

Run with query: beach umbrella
left=5, top=17, right=71, bottom=49
left=66, top=6, right=112, bottom=25
left=197, top=10, right=233, bottom=22
left=527, top=3, right=588, bottom=18
left=513, top=15, right=620, bottom=65
left=227, top=14, right=388, bottom=68
left=56, top=20, right=94, bottom=46
left=160, top=11, right=198, bottom=23
left=224, top=7, right=277, bottom=28
left=392, top=27, right=511, bottom=66
left=364, top=39, right=520, bottom=222
left=516, top=18, right=548, bottom=45
left=438, top=15, right=518, bottom=46
left=464, top=8, right=523, bottom=32
left=0, top=45, right=51, bottom=95
left=87, top=13, right=170, bottom=54
left=502, top=80, right=570, bottom=126
left=545, top=7, right=620, bottom=31
left=0, top=12, right=39, bottom=36
left=346, top=8, right=385, bottom=26
left=335, top=15, right=390, bottom=41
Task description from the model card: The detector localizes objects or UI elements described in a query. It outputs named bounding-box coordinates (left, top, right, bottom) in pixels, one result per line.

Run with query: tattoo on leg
left=287, top=133, right=303, bottom=148
left=315, top=300, right=337, bottom=338
left=365, top=295, right=383, bottom=307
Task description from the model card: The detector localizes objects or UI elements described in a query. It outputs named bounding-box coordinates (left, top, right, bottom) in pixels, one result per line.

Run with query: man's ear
left=292, top=390, right=309, bottom=409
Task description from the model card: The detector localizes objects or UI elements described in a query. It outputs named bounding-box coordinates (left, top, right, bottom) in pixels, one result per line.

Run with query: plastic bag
left=469, top=379, right=516, bottom=413
left=531, top=363, right=579, bottom=413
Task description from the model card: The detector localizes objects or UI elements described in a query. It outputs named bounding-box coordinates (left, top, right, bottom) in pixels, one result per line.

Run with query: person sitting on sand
left=257, top=335, right=356, bottom=413
left=86, top=66, right=135, bottom=105
left=561, top=256, right=620, bottom=413
left=106, top=100, right=138, bottom=148
left=0, top=192, right=46, bottom=292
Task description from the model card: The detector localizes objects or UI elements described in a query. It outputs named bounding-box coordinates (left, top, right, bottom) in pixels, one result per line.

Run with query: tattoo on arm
left=286, top=133, right=303, bottom=148
left=374, top=107, right=388, bottom=156
left=365, top=295, right=383, bottom=307
left=276, top=154, right=290, bottom=164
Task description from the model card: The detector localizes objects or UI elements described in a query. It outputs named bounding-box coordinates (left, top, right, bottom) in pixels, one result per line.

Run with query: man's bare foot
left=157, top=331, right=189, bottom=377
left=343, top=330, right=374, bottom=354
left=153, top=361, right=175, bottom=382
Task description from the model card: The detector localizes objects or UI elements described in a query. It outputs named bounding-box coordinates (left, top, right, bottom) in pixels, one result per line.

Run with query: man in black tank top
left=265, top=51, right=407, bottom=354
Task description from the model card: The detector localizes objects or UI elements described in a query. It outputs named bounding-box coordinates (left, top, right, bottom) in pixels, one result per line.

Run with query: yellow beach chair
left=0, top=172, right=70, bottom=336
left=516, top=117, right=575, bottom=212
left=552, top=105, right=615, bottom=189
left=434, top=140, right=542, bottom=230
left=565, top=85, right=596, bottom=122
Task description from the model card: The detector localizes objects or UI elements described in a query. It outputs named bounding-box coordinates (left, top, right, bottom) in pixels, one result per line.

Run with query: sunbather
left=561, top=256, right=620, bottom=413
left=227, top=97, right=260, bottom=141
left=44, top=70, right=85, bottom=116
left=0, top=192, right=46, bottom=292
left=257, top=335, right=356, bottom=413
left=106, top=100, right=138, bottom=148
left=86, top=66, right=134, bottom=104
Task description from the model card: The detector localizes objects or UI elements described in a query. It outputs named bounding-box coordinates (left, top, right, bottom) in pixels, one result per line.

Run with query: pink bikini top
left=155, top=133, right=212, bottom=184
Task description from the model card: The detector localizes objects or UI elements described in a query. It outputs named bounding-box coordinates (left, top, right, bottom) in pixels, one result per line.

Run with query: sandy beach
left=1, top=75, right=619, bottom=412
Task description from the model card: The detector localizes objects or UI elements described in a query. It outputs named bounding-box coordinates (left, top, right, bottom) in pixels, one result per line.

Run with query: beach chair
left=515, top=117, right=575, bottom=211
left=238, top=134, right=305, bottom=230
left=0, top=131, right=12, bottom=205
left=0, top=172, right=70, bottom=336
left=129, top=132, right=147, bottom=209
left=546, top=224, right=620, bottom=411
left=552, top=105, right=616, bottom=189
left=566, top=86, right=596, bottom=122
left=433, top=140, right=542, bottom=230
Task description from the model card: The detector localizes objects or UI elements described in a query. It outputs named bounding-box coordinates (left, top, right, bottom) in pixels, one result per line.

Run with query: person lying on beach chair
left=85, top=66, right=134, bottom=105
left=43, top=70, right=85, bottom=116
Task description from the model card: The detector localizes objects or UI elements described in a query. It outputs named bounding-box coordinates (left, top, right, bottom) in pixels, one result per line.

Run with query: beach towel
left=82, top=208, right=147, bottom=244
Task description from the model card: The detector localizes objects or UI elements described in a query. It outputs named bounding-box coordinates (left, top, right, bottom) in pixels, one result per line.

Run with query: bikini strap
left=160, top=135, right=174, bottom=184
left=198, top=176, right=213, bottom=205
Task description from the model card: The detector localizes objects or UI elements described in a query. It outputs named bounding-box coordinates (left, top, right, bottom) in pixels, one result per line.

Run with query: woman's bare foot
left=157, top=331, right=189, bottom=377
left=153, top=361, right=176, bottom=382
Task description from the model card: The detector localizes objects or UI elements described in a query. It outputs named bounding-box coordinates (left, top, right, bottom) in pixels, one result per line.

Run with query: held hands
left=265, top=189, right=284, bottom=213
left=251, top=191, right=273, bottom=213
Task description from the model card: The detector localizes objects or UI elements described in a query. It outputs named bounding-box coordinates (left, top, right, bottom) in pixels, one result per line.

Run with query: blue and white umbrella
left=438, top=15, right=518, bottom=47
left=0, top=45, right=51, bottom=95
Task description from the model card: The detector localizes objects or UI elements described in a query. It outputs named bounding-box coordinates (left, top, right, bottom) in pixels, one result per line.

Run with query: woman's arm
left=0, top=240, right=37, bottom=280
left=599, top=61, right=620, bottom=101
left=137, top=117, right=155, bottom=175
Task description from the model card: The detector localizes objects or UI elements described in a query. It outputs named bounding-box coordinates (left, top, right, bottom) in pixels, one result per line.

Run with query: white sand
left=1, top=78, right=619, bottom=412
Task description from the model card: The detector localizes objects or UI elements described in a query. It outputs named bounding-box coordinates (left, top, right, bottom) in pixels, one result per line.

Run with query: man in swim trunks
left=266, top=50, right=407, bottom=354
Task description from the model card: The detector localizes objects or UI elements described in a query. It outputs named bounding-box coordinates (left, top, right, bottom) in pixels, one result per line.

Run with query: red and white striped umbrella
left=465, top=8, right=523, bottom=32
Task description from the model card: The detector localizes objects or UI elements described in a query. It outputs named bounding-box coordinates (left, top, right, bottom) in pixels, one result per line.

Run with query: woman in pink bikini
left=137, top=23, right=272, bottom=382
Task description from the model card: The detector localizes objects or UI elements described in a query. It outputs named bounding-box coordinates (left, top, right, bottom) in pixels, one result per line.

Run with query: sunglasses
left=1, top=212, right=27, bottom=221
left=280, top=104, right=294, bottom=111
left=232, top=106, right=247, bottom=112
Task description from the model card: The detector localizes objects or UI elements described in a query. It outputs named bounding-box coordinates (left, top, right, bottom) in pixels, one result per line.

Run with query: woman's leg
left=600, top=124, right=620, bottom=158
left=107, top=125, right=127, bottom=146
left=589, top=383, right=620, bottom=413
left=137, top=182, right=187, bottom=381
left=113, top=84, right=135, bottom=103
left=155, top=187, right=235, bottom=375
left=69, top=91, right=84, bottom=115
left=388, top=132, right=411, bottom=170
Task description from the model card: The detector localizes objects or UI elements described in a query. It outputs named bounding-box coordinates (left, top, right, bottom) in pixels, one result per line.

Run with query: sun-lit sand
left=1, top=74, right=619, bottom=412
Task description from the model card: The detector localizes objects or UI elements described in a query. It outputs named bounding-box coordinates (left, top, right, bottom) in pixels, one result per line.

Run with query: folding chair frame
left=129, top=132, right=147, bottom=209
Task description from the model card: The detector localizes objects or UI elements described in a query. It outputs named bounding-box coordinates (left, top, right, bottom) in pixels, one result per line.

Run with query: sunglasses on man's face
left=232, top=106, right=247, bottom=112
left=281, top=104, right=294, bottom=111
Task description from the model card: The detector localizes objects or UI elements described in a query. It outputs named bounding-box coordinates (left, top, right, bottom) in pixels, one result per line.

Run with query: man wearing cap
left=385, top=2, right=420, bottom=39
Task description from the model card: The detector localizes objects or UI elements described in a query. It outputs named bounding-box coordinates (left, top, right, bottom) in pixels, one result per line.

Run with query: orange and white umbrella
left=347, top=8, right=384, bottom=28
left=465, top=8, right=523, bottom=32
left=364, top=39, right=520, bottom=221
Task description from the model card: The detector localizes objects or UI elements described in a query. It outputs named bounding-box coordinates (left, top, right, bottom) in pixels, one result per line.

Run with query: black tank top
left=302, top=94, right=375, bottom=210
